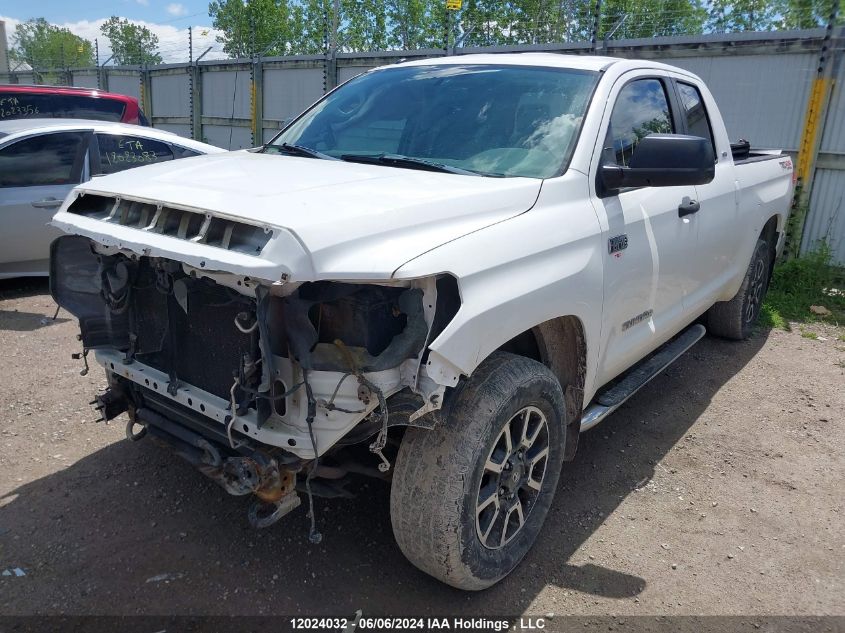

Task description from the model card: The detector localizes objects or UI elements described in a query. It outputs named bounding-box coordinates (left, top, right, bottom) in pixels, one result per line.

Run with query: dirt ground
left=0, top=278, right=842, bottom=621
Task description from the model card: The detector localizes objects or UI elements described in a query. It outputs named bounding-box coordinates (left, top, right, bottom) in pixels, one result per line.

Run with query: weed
left=800, top=329, right=818, bottom=340
left=761, top=242, right=845, bottom=329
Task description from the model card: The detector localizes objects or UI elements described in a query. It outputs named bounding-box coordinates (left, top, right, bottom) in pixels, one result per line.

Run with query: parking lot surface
left=0, top=279, right=842, bottom=617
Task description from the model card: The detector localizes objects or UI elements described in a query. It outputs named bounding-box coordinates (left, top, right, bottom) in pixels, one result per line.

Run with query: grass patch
left=761, top=243, right=845, bottom=330
left=800, top=329, right=818, bottom=340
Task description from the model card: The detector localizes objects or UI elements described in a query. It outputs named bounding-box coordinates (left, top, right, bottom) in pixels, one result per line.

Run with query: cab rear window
left=0, top=93, right=125, bottom=122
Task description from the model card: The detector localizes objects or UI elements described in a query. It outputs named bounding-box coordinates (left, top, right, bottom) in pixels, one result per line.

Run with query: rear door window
left=0, top=93, right=125, bottom=122
left=676, top=82, right=716, bottom=155
left=95, top=133, right=174, bottom=175
left=171, top=145, right=202, bottom=159
left=0, top=132, right=87, bottom=187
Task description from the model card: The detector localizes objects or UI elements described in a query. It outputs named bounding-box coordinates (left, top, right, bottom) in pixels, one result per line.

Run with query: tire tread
left=390, top=352, right=565, bottom=590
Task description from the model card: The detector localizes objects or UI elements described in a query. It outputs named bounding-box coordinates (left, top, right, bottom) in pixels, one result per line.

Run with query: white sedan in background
left=0, top=119, right=224, bottom=279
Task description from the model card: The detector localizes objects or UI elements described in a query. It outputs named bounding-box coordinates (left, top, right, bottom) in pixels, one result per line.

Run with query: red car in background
left=0, top=84, right=148, bottom=125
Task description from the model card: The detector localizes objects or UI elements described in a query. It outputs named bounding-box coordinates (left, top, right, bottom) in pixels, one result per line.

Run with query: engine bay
left=50, top=234, right=457, bottom=532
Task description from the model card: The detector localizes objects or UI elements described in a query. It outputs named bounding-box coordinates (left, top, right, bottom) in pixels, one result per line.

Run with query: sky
left=2, top=0, right=230, bottom=65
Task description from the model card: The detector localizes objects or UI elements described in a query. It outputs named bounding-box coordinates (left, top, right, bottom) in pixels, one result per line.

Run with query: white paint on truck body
left=53, top=152, right=543, bottom=282
left=51, top=53, right=794, bottom=454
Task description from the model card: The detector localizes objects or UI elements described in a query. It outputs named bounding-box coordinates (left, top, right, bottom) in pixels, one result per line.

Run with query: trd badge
left=608, top=234, right=628, bottom=254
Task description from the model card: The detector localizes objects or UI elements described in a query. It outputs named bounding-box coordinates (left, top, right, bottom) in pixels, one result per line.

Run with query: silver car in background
left=0, top=119, right=224, bottom=279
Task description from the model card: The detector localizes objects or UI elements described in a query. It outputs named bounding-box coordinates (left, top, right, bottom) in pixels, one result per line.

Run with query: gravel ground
left=0, top=278, right=842, bottom=619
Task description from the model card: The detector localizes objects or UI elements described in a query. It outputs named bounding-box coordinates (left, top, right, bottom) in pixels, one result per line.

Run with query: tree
left=707, top=0, right=785, bottom=31
left=9, top=18, right=94, bottom=69
left=100, top=17, right=163, bottom=65
left=283, top=0, right=391, bottom=55
left=339, top=0, right=390, bottom=51
left=457, top=0, right=520, bottom=46
left=781, top=0, right=844, bottom=29
left=386, top=0, right=441, bottom=50
left=599, top=0, right=707, bottom=40
left=475, top=0, right=595, bottom=46
left=286, top=0, right=330, bottom=55
left=209, top=0, right=304, bottom=57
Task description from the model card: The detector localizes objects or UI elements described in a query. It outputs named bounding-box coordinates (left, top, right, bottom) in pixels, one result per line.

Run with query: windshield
left=267, top=64, right=599, bottom=179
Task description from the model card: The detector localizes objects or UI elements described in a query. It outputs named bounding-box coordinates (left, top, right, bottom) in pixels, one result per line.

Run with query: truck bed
left=731, top=140, right=787, bottom=165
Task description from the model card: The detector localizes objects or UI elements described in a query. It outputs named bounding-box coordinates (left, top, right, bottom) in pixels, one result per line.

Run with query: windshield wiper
left=340, top=153, right=484, bottom=176
left=266, top=142, right=338, bottom=161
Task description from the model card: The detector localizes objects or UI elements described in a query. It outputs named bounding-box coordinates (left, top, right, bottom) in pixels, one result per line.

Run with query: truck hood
left=54, top=151, right=542, bottom=281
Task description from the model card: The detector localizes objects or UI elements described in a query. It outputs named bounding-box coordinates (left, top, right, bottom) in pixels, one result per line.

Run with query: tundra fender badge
left=608, top=234, right=628, bottom=255
left=622, top=309, right=654, bottom=331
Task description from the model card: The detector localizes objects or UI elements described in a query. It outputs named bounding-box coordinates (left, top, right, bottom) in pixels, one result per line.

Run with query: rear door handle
left=31, top=198, right=63, bottom=209
left=678, top=199, right=700, bottom=217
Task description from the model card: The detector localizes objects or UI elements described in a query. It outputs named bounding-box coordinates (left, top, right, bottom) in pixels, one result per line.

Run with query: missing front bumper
left=130, top=405, right=302, bottom=529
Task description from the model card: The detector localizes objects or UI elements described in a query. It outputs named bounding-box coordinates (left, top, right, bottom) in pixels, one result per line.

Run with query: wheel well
left=498, top=316, right=586, bottom=461
left=498, top=329, right=541, bottom=362
left=761, top=215, right=780, bottom=266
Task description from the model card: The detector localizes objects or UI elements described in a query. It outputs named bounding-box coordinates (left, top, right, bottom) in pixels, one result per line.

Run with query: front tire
left=389, top=352, right=566, bottom=590
left=707, top=238, right=771, bottom=340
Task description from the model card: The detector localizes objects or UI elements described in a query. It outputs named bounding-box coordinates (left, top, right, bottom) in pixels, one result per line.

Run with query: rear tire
left=389, top=352, right=566, bottom=590
left=707, top=238, right=771, bottom=340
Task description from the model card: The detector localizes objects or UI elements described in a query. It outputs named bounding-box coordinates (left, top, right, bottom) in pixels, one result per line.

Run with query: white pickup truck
left=50, top=53, right=794, bottom=590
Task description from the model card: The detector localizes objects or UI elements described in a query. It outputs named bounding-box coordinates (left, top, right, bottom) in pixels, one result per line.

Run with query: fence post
left=590, top=0, right=603, bottom=53
left=325, top=50, right=337, bottom=92
left=94, top=39, right=101, bottom=90
left=140, top=65, right=153, bottom=124
left=785, top=4, right=841, bottom=259
left=191, top=63, right=203, bottom=141
left=251, top=55, right=264, bottom=146
left=323, top=6, right=338, bottom=93
left=191, top=47, right=213, bottom=142
left=188, top=27, right=193, bottom=138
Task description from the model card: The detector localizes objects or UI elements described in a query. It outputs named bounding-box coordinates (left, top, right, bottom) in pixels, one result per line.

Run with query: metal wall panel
left=106, top=73, right=141, bottom=100
left=155, top=123, right=193, bottom=139
left=820, top=62, right=845, bottom=154
left=262, top=67, right=323, bottom=123
left=72, top=73, right=99, bottom=89
left=6, top=32, right=831, bottom=260
left=662, top=53, right=816, bottom=151
left=151, top=73, right=190, bottom=117
left=202, top=68, right=251, bottom=119
left=802, top=168, right=845, bottom=264
left=338, top=65, right=377, bottom=84
left=202, top=124, right=252, bottom=150
left=263, top=127, right=282, bottom=143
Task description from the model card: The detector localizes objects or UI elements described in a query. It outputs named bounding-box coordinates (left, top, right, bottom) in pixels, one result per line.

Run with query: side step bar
left=580, top=324, right=706, bottom=433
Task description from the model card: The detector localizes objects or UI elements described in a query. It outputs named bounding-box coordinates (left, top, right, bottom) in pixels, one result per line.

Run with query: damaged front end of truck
left=50, top=192, right=459, bottom=536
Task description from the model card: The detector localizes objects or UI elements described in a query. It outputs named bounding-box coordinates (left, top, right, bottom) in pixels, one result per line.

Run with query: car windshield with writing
left=266, top=64, right=599, bottom=179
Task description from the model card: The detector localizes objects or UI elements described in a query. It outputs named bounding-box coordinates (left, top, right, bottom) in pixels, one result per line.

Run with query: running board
left=580, top=324, right=706, bottom=433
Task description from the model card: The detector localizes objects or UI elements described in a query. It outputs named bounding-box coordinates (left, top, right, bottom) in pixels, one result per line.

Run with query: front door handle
left=678, top=199, right=700, bottom=217
left=31, top=198, right=63, bottom=209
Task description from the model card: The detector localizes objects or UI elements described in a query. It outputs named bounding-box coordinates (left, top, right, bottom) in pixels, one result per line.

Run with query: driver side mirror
left=601, top=133, right=715, bottom=191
